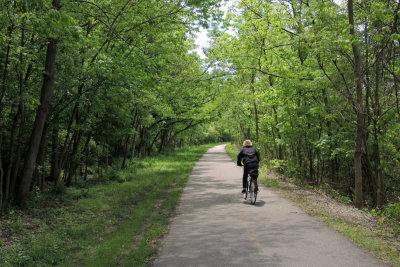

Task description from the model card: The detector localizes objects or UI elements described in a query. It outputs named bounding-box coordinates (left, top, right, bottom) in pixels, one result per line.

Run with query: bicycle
left=244, top=169, right=258, bottom=205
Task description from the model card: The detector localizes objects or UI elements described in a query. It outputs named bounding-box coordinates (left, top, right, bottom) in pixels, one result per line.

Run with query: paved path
left=153, top=144, right=385, bottom=267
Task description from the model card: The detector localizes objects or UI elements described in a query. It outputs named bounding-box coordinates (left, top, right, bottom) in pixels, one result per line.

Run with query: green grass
left=225, top=143, right=240, bottom=162
left=325, top=218, right=400, bottom=265
left=0, top=144, right=215, bottom=267
left=259, top=176, right=280, bottom=189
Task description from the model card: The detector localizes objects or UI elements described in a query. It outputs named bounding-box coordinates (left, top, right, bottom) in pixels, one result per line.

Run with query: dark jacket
left=237, top=146, right=260, bottom=166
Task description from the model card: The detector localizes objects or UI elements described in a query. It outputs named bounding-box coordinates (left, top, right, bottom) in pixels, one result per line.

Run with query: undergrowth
left=0, top=144, right=215, bottom=267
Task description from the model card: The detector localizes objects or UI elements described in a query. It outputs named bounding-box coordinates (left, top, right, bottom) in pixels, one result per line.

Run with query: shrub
left=56, top=183, right=67, bottom=195
left=385, top=202, right=400, bottom=221
left=269, top=159, right=286, bottom=173
left=103, top=167, right=120, bottom=182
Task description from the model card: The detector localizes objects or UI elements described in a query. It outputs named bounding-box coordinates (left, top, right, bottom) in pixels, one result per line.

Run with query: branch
left=70, top=0, right=110, bottom=23
left=317, top=55, right=357, bottom=114
left=332, top=59, right=352, bottom=100
left=236, top=67, right=313, bottom=81
left=122, top=8, right=185, bottom=34
left=171, top=119, right=207, bottom=140
left=281, top=28, right=297, bottom=36
left=242, top=2, right=263, bottom=19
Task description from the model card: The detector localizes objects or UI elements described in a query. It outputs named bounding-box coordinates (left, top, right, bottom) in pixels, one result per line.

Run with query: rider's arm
left=237, top=149, right=243, bottom=166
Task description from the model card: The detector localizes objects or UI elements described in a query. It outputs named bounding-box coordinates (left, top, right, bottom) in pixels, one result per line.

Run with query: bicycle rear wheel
left=245, top=175, right=250, bottom=200
left=249, top=179, right=254, bottom=204
left=249, top=179, right=257, bottom=204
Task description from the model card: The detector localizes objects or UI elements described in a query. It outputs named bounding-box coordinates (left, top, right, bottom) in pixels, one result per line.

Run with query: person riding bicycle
left=237, top=139, right=260, bottom=197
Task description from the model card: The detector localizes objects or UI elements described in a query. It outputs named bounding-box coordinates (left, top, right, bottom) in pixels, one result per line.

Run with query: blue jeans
left=243, top=162, right=259, bottom=189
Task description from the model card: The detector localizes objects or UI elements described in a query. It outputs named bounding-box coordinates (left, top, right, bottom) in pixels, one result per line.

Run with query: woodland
left=0, top=0, right=400, bottom=218
left=211, top=0, right=400, bottom=212
left=0, top=0, right=228, bottom=210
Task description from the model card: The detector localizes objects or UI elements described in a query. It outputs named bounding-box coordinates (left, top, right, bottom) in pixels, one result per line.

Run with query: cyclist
left=237, top=139, right=260, bottom=198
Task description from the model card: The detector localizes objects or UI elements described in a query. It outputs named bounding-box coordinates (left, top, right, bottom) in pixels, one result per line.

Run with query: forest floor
left=262, top=169, right=400, bottom=266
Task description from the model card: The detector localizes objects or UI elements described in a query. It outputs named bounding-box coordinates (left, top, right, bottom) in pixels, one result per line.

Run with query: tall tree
left=348, top=0, right=364, bottom=208
left=16, top=0, right=61, bottom=207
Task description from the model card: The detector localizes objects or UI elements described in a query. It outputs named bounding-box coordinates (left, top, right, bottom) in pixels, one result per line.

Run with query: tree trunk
left=16, top=0, right=60, bottom=207
left=0, top=23, right=15, bottom=210
left=10, top=104, right=25, bottom=199
left=0, top=132, right=3, bottom=210
left=130, top=129, right=138, bottom=164
left=158, top=130, right=167, bottom=153
left=50, top=123, right=60, bottom=183
left=66, top=131, right=82, bottom=187
left=104, top=139, right=109, bottom=170
left=5, top=21, right=26, bottom=203
left=34, top=123, right=49, bottom=191
left=58, top=88, right=81, bottom=177
left=250, top=72, right=259, bottom=142
left=362, top=142, right=374, bottom=204
left=348, top=0, right=364, bottom=209
left=272, top=105, right=283, bottom=159
left=373, top=49, right=384, bottom=207
left=84, top=133, right=91, bottom=180
left=270, top=124, right=278, bottom=159
left=122, top=134, right=130, bottom=169
left=373, top=132, right=383, bottom=207
left=322, top=87, right=336, bottom=182
left=129, top=111, right=139, bottom=164
left=5, top=106, right=21, bottom=202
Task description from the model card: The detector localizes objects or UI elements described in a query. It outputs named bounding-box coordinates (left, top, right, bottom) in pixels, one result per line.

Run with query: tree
left=16, top=0, right=61, bottom=207
left=348, top=0, right=364, bottom=208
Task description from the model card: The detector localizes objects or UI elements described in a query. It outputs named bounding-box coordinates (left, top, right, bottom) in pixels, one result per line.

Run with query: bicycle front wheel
left=249, top=179, right=257, bottom=204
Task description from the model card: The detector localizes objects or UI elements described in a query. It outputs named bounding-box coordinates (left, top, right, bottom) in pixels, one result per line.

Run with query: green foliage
left=385, top=203, right=400, bottom=221
left=55, top=183, right=67, bottom=195
left=210, top=0, right=400, bottom=209
left=366, top=203, right=400, bottom=239
left=330, top=189, right=352, bottom=205
left=381, top=203, right=400, bottom=237
left=103, top=167, right=121, bottom=183
left=261, top=177, right=280, bottom=189
left=0, top=0, right=226, bottom=209
left=269, top=159, right=286, bottom=173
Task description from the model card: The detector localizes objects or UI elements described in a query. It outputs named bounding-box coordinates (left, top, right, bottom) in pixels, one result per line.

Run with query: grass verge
left=0, top=144, right=215, bottom=267
left=224, top=142, right=239, bottom=162
left=224, top=143, right=400, bottom=266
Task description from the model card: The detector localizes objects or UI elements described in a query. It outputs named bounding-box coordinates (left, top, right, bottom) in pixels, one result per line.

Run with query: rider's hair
left=243, top=139, right=252, bottom=146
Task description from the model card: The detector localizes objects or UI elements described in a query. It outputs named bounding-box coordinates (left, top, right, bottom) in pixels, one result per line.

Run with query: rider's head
left=243, top=139, right=252, bottom=146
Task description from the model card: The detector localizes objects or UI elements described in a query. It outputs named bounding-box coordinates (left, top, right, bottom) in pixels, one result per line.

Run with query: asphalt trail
left=153, top=144, right=385, bottom=267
